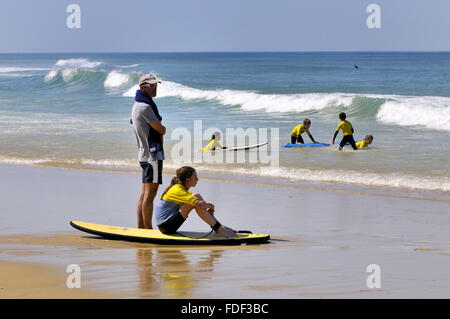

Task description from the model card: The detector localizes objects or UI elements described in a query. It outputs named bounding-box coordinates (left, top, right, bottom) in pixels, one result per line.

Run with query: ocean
left=0, top=52, right=449, bottom=192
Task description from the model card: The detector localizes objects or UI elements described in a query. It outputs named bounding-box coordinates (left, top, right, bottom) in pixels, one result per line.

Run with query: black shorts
left=139, top=160, right=163, bottom=184
left=291, top=135, right=304, bottom=144
left=158, top=210, right=186, bottom=234
left=339, top=135, right=357, bottom=150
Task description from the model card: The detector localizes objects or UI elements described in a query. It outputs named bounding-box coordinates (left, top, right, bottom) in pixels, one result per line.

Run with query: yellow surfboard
left=70, top=221, right=270, bottom=245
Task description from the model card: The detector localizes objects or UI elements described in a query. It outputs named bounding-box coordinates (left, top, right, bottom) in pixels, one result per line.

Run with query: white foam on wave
left=0, top=156, right=137, bottom=168
left=376, top=95, right=450, bottom=131
left=0, top=156, right=54, bottom=166
left=0, top=111, right=127, bottom=135
left=114, top=64, right=139, bottom=68
left=242, top=166, right=450, bottom=192
left=0, top=73, right=34, bottom=78
left=147, top=161, right=450, bottom=192
left=44, top=58, right=102, bottom=82
left=157, top=81, right=355, bottom=112
left=122, top=80, right=354, bottom=112
left=0, top=67, right=50, bottom=73
left=76, top=158, right=136, bottom=167
left=0, top=154, right=447, bottom=192
left=122, top=79, right=450, bottom=131
left=171, top=163, right=450, bottom=192
left=122, top=84, right=139, bottom=97
left=54, top=58, right=102, bottom=69
left=104, top=70, right=131, bottom=88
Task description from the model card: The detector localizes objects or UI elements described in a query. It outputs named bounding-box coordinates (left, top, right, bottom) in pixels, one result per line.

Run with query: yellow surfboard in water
left=70, top=221, right=270, bottom=245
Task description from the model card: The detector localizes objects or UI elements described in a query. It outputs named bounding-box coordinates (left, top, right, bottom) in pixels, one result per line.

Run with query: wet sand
left=0, top=163, right=449, bottom=298
left=0, top=260, right=116, bottom=298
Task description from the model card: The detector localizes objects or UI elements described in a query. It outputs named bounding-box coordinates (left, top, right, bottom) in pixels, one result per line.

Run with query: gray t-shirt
left=131, top=101, right=165, bottom=162
left=155, top=199, right=180, bottom=226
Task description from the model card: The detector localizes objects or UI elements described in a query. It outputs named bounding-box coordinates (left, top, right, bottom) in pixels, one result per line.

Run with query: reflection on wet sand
left=136, top=248, right=224, bottom=298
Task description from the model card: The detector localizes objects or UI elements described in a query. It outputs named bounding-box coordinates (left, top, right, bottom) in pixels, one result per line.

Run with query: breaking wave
left=123, top=80, right=450, bottom=131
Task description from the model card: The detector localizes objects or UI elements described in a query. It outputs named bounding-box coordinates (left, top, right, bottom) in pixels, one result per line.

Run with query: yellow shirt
left=337, top=120, right=353, bottom=136
left=201, top=139, right=222, bottom=151
left=162, top=184, right=199, bottom=206
left=356, top=140, right=368, bottom=149
left=291, top=124, right=310, bottom=137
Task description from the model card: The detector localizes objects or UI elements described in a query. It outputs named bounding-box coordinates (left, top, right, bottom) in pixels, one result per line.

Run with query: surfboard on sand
left=70, top=221, right=270, bottom=245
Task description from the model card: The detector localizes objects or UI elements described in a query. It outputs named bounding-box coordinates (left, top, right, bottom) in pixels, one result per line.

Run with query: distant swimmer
left=290, top=118, right=318, bottom=144
left=354, top=64, right=359, bottom=69
left=201, top=132, right=226, bottom=151
left=356, top=135, right=373, bottom=149
left=332, top=112, right=357, bottom=150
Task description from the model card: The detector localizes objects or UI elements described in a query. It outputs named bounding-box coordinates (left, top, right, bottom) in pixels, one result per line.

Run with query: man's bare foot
left=214, top=225, right=236, bottom=237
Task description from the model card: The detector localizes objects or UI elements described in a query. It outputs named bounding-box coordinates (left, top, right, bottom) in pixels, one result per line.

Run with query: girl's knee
left=179, top=204, right=195, bottom=218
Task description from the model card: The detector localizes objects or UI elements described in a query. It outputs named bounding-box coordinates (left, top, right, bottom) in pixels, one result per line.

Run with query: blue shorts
left=139, top=160, right=163, bottom=184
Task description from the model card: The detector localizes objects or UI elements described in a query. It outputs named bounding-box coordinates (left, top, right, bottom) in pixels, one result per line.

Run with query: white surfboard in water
left=220, top=142, right=268, bottom=151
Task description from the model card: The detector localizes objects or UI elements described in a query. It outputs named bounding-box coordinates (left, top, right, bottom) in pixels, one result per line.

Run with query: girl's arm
left=196, top=200, right=215, bottom=213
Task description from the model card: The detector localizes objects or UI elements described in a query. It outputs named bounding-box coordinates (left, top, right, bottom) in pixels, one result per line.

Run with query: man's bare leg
left=137, top=183, right=159, bottom=229
left=137, top=185, right=145, bottom=228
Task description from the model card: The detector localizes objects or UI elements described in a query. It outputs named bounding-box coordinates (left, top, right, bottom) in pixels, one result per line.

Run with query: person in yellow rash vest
left=201, top=132, right=226, bottom=151
left=332, top=112, right=357, bottom=150
left=155, top=166, right=236, bottom=237
left=290, top=118, right=317, bottom=144
left=356, top=135, right=373, bottom=149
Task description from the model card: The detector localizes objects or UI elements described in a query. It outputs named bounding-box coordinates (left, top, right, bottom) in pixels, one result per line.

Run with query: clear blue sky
left=1, top=0, right=449, bottom=53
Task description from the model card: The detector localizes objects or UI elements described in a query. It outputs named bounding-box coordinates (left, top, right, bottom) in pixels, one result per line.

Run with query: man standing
left=131, top=74, right=166, bottom=229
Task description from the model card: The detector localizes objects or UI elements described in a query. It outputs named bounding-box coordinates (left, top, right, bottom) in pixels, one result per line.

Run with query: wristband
left=211, top=221, right=221, bottom=231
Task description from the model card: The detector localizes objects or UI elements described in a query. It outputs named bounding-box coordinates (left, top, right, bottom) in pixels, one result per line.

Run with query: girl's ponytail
left=161, top=166, right=196, bottom=198
left=162, top=176, right=179, bottom=198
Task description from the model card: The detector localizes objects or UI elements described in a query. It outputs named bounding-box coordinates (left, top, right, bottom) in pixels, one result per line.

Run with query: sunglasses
left=142, top=82, right=158, bottom=88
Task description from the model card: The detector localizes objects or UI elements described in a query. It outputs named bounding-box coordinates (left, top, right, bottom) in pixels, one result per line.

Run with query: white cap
left=138, top=74, right=161, bottom=87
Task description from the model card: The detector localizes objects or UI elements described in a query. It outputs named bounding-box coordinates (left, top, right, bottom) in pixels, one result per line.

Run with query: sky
left=0, top=0, right=449, bottom=53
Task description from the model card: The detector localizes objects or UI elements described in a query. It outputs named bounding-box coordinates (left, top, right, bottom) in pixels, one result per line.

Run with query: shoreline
left=1, top=162, right=449, bottom=203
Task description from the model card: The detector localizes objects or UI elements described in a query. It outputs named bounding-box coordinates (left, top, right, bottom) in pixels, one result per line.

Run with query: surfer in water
left=290, top=118, right=318, bottom=144
left=155, top=166, right=237, bottom=237
left=201, top=132, right=226, bottom=151
left=356, top=135, right=373, bottom=149
left=332, top=112, right=358, bottom=150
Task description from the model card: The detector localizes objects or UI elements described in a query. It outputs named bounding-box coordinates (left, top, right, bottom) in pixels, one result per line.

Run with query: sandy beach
left=0, top=163, right=449, bottom=298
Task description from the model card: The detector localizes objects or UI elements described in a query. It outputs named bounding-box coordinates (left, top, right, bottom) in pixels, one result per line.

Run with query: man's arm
left=149, top=120, right=166, bottom=136
left=308, top=134, right=317, bottom=143
left=142, top=106, right=166, bottom=135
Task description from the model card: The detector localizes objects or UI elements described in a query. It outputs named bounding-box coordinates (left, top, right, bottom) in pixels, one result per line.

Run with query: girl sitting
left=155, top=166, right=236, bottom=237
